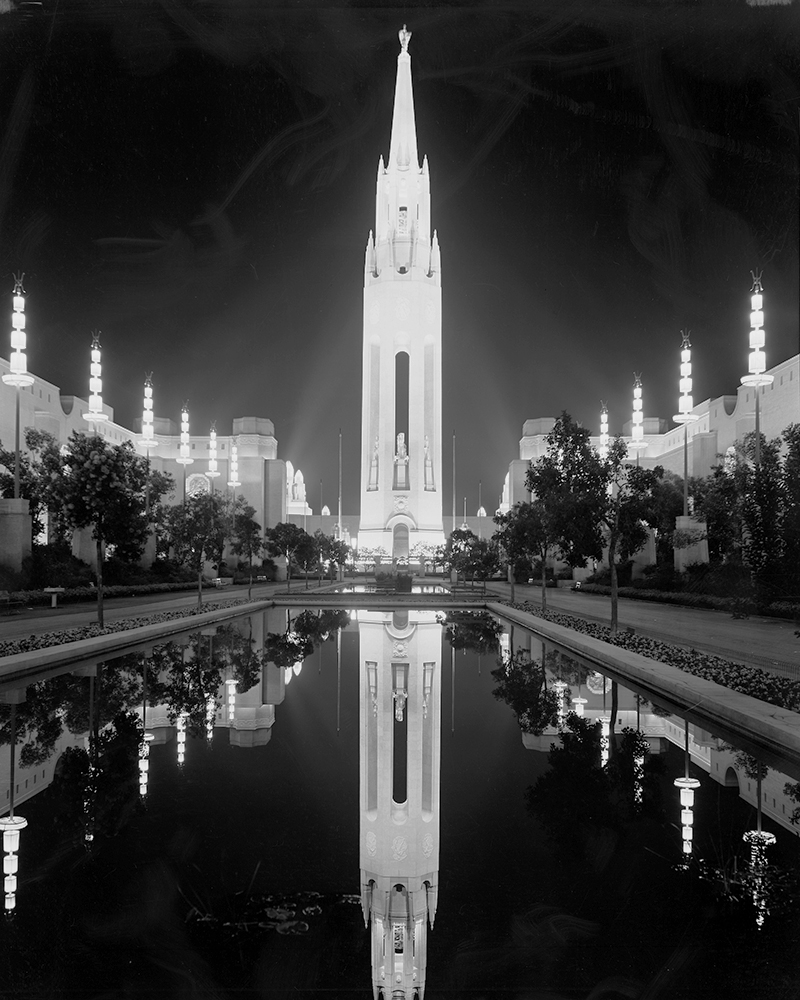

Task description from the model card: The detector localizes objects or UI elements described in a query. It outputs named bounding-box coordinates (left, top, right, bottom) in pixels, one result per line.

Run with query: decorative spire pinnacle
left=389, top=25, right=418, bottom=170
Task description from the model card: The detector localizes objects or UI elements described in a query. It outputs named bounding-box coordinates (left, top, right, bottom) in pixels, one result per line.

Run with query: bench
left=43, top=586, right=66, bottom=608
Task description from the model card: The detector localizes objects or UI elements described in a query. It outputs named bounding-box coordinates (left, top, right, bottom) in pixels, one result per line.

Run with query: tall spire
left=388, top=25, right=418, bottom=171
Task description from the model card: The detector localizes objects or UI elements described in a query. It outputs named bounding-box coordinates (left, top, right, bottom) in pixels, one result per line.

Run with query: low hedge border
left=503, top=600, right=800, bottom=713
left=2, top=581, right=226, bottom=608
left=575, top=583, right=800, bottom=620
left=0, top=599, right=254, bottom=660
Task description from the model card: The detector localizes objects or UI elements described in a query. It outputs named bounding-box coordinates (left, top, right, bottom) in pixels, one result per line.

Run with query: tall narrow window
left=394, top=351, right=410, bottom=490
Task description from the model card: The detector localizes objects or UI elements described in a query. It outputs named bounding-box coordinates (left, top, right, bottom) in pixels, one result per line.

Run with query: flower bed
left=574, top=583, right=800, bottom=620
left=0, top=600, right=252, bottom=659
left=503, top=601, right=800, bottom=713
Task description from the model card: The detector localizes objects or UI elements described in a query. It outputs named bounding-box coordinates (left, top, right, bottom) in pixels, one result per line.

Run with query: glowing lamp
left=741, top=274, right=773, bottom=388
left=571, top=696, right=587, bottom=717
left=0, top=815, right=27, bottom=911
left=177, top=404, right=193, bottom=466
left=2, top=275, right=34, bottom=388
left=227, top=443, right=241, bottom=487
left=207, top=424, right=220, bottom=478
left=598, top=403, right=609, bottom=459
left=83, top=333, right=109, bottom=423
left=630, top=374, right=646, bottom=452
left=139, top=374, right=157, bottom=452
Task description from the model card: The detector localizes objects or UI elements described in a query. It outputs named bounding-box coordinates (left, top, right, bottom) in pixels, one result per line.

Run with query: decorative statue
left=368, top=435, right=379, bottom=490
left=424, top=435, right=434, bottom=490
left=395, top=432, right=408, bottom=463
left=394, top=432, right=409, bottom=490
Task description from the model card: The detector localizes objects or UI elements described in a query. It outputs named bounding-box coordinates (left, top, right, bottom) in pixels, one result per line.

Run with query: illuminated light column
left=552, top=679, right=567, bottom=727
left=2, top=275, right=35, bottom=498
left=740, top=271, right=773, bottom=467
left=207, top=423, right=221, bottom=489
left=176, top=403, right=193, bottom=502
left=629, top=374, right=646, bottom=466
left=138, top=732, right=154, bottom=798
left=205, top=695, right=216, bottom=741
left=227, top=443, right=241, bottom=534
left=673, top=331, right=699, bottom=516
left=0, top=704, right=27, bottom=912
left=674, top=775, right=700, bottom=855
left=571, top=696, right=587, bottom=717
left=742, top=829, right=776, bottom=930
left=139, top=374, right=158, bottom=519
left=176, top=711, right=188, bottom=766
left=225, top=679, right=237, bottom=725
left=598, top=402, right=609, bottom=460
left=83, top=333, right=109, bottom=425
left=599, top=716, right=611, bottom=767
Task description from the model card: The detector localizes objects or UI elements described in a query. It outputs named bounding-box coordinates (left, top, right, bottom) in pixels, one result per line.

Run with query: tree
left=0, top=428, right=66, bottom=544
left=493, top=501, right=555, bottom=608
left=469, top=537, right=501, bottom=592
left=230, top=502, right=262, bottom=598
left=164, top=491, right=231, bottom=607
left=295, top=530, right=319, bottom=588
left=601, top=437, right=664, bottom=633
left=263, top=522, right=310, bottom=591
left=47, top=433, right=153, bottom=626
left=442, top=527, right=477, bottom=582
left=526, top=413, right=608, bottom=573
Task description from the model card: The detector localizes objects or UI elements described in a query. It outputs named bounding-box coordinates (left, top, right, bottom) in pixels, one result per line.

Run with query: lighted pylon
left=177, top=404, right=193, bottom=466
left=140, top=374, right=158, bottom=452
left=2, top=274, right=34, bottom=389
left=0, top=816, right=27, bottom=912
left=207, top=424, right=220, bottom=479
left=674, top=776, right=701, bottom=856
left=598, top=402, right=609, bottom=460
left=83, top=333, right=109, bottom=423
left=740, top=271, right=772, bottom=389
left=629, top=374, right=646, bottom=456
left=227, top=443, right=241, bottom=487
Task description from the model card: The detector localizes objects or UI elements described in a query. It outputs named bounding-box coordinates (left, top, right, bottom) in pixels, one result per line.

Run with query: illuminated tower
left=359, top=27, right=444, bottom=560
left=359, top=607, right=442, bottom=999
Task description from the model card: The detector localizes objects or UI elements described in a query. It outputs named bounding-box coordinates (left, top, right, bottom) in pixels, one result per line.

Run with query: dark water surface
left=1, top=607, right=798, bottom=999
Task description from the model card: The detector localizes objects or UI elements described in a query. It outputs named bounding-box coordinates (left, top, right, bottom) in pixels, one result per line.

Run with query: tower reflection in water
left=358, top=607, right=441, bottom=1000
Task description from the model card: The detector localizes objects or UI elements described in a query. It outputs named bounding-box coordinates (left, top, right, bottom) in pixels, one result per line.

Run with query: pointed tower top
left=388, top=25, right=418, bottom=170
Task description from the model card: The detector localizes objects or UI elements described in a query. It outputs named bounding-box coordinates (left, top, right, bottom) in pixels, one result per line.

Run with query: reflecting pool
left=1, top=605, right=798, bottom=998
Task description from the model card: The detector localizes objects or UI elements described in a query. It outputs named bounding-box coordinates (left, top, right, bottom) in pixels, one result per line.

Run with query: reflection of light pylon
left=743, top=829, right=776, bottom=930
left=139, top=732, right=154, bottom=797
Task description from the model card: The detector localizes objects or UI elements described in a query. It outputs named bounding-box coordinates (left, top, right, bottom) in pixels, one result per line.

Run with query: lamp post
left=673, top=721, right=700, bottom=859
left=227, top=442, right=241, bottom=536
left=629, top=374, right=647, bottom=465
left=740, top=271, right=773, bottom=467
left=2, top=275, right=34, bottom=498
left=83, top=332, right=109, bottom=426
left=673, top=331, right=699, bottom=516
left=598, top=402, right=609, bottom=460
left=207, top=423, right=220, bottom=489
left=138, top=374, right=158, bottom=519
left=176, top=402, right=193, bottom=502
left=0, top=703, right=28, bottom=911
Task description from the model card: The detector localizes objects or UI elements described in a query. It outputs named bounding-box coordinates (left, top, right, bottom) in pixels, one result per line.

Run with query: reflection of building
left=359, top=605, right=441, bottom=999
left=358, top=28, right=445, bottom=560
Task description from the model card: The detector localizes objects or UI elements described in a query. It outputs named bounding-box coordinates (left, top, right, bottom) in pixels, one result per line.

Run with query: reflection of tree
left=264, top=610, right=350, bottom=668
left=438, top=611, right=502, bottom=655
left=491, top=649, right=559, bottom=736
left=526, top=714, right=663, bottom=861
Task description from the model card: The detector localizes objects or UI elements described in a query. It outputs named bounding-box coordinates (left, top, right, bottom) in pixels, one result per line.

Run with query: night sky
left=0, top=2, right=798, bottom=516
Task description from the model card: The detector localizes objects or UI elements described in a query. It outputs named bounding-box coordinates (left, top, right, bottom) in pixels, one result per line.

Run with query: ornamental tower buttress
left=359, top=27, right=444, bottom=562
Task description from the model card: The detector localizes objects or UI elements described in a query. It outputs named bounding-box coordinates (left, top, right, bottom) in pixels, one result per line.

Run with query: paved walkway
left=1, top=580, right=797, bottom=681
left=485, top=582, right=800, bottom=679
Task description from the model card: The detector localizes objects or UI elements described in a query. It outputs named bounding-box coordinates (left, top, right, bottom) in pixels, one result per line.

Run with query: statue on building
left=368, top=435, right=379, bottom=491
left=394, top=432, right=409, bottom=490
left=424, top=435, right=435, bottom=491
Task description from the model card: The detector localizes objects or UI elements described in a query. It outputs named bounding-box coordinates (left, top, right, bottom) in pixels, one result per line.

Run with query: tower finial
left=399, top=25, right=411, bottom=53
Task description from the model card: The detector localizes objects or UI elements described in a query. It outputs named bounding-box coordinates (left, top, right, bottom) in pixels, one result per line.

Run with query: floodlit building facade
left=358, top=27, right=445, bottom=561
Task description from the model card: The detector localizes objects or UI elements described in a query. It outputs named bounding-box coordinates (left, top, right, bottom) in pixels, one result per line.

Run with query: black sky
left=0, top=1, right=798, bottom=515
